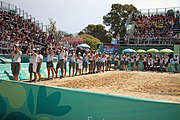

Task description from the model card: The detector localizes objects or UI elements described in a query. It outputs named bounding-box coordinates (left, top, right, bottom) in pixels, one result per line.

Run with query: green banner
left=0, top=80, right=180, bottom=120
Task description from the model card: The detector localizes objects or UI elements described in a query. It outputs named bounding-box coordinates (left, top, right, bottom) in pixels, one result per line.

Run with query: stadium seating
left=0, top=9, right=50, bottom=54
left=125, top=9, right=180, bottom=45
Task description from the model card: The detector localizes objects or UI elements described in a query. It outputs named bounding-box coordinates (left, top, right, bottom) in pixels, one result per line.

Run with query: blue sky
left=4, top=0, right=180, bottom=34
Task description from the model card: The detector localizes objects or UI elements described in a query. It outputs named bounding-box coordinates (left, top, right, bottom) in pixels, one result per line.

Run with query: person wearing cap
left=68, top=51, right=76, bottom=77
left=46, top=48, right=55, bottom=80
left=64, top=48, right=68, bottom=76
left=76, top=52, right=83, bottom=75
left=173, top=55, right=179, bottom=73
left=100, top=53, right=106, bottom=72
left=95, top=53, right=101, bottom=73
left=56, top=46, right=65, bottom=78
left=11, top=44, right=22, bottom=81
left=26, top=47, right=38, bottom=82
left=37, top=48, right=43, bottom=81
left=82, top=51, right=89, bottom=74
left=88, top=50, right=94, bottom=74
left=114, top=53, right=119, bottom=70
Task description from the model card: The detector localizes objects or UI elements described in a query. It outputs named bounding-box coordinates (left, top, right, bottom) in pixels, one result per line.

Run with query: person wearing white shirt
left=26, top=47, right=38, bottom=82
left=96, top=53, right=101, bottom=73
left=159, top=56, right=164, bottom=72
left=107, top=53, right=112, bottom=71
left=114, top=53, right=119, bottom=70
left=37, top=49, right=43, bottom=81
left=68, top=51, right=76, bottom=77
left=82, top=51, right=89, bottom=74
left=88, top=51, right=94, bottom=74
left=130, top=55, right=135, bottom=71
left=120, top=53, right=124, bottom=70
left=56, top=47, right=65, bottom=78
left=174, top=55, right=179, bottom=73
left=100, top=53, right=106, bottom=72
left=64, top=49, right=68, bottom=76
left=135, top=54, right=140, bottom=71
left=46, top=48, right=55, bottom=80
left=164, top=55, right=169, bottom=72
left=76, top=52, right=83, bottom=75
left=11, top=44, right=22, bottom=81
left=143, top=55, right=147, bottom=71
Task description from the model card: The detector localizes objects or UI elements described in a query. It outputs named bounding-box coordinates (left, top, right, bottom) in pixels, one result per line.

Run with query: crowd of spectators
left=0, top=10, right=53, bottom=53
left=128, top=10, right=180, bottom=44
left=133, top=14, right=175, bottom=38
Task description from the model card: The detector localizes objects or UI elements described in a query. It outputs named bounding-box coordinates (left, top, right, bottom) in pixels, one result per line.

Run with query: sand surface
left=37, top=71, right=180, bottom=102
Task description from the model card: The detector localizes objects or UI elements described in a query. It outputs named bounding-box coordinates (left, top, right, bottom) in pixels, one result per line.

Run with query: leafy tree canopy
left=103, top=4, right=138, bottom=37
left=79, top=24, right=112, bottom=43
left=79, top=34, right=101, bottom=50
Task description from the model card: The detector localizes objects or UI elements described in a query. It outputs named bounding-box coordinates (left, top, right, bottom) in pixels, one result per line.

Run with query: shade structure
left=136, top=49, right=146, bottom=53
left=147, top=48, right=159, bottom=53
left=122, top=48, right=136, bottom=53
left=160, top=48, right=173, bottom=53
left=77, top=43, right=90, bottom=48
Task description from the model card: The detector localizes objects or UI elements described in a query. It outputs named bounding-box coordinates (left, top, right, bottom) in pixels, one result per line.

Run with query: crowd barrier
left=0, top=79, right=180, bottom=120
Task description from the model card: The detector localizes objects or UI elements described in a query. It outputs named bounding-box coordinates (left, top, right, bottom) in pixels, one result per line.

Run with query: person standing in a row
left=37, top=49, right=43, bottom=81
left=46, top=48, right=54, bottom=80
left=26, top=47, right=38, bottom=82
left=56, top=47, right=66, bottom=78
left=11, top=44, right=22, bottom=81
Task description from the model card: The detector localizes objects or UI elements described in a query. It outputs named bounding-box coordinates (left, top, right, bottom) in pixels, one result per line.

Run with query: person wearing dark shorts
left=135, top=54, right=140, bottom=71
left=130, top=55, right=135, bottom=71
left=37, top=49, right=43, bottom=81
left=143, top=55, right=147, bottom=71
left=11, top=44, right=22, bottom=81
left=114, top=53, right=119, bottom=70
left=56, top=47, right=65, bottom=78
left=82, top=51, right=88, bottom=74
left=46, top=48, right=55, bottom=80
left=69, top=51, right=76, bottom=76
left=174, top=55, right=179, bottom=73
left=26, top=47, right=38, bottom=82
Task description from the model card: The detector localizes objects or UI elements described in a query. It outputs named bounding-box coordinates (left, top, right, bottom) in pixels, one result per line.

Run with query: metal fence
left=0, top=1, right=48, bottom=32
left=139, top=7, right=180, bottom=16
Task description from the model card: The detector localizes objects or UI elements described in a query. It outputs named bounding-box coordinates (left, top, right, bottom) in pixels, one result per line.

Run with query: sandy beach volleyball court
left=38, top=71, right=180, bottom=102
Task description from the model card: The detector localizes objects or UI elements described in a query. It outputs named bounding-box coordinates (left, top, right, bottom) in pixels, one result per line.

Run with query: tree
left=79, top=34, right=101, bottom=50
left=60, top=36, right=85, bottom=47
left=103, top=4, right=138, bottom=37
left=79, top=24, right=112, bottom=43
left=48, top=18, right=57, bottom=36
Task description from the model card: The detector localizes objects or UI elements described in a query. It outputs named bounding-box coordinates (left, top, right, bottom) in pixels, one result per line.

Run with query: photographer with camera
left=11, top=44, right=22, bottom=81
left=26, top=46, right=38, bottom=83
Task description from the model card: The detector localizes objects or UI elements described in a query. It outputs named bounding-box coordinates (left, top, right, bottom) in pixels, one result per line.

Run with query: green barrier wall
left=0, top=80, right=180, bottom=120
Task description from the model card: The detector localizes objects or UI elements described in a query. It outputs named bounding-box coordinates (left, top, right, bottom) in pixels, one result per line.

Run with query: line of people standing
left=11, top=44, right=179, bottom=82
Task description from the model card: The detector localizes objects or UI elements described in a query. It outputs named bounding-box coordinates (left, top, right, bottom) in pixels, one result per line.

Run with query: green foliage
left=48, top=18, right=57, bottom=36
left=103, top=4, right=138, bottom=37
left=79, top=34, right=101, bottom=50
left=79, top=24, right=112, bottom=43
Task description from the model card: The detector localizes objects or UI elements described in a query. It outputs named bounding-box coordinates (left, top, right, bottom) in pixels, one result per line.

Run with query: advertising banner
left=0, top=80, right=180, bottom=120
